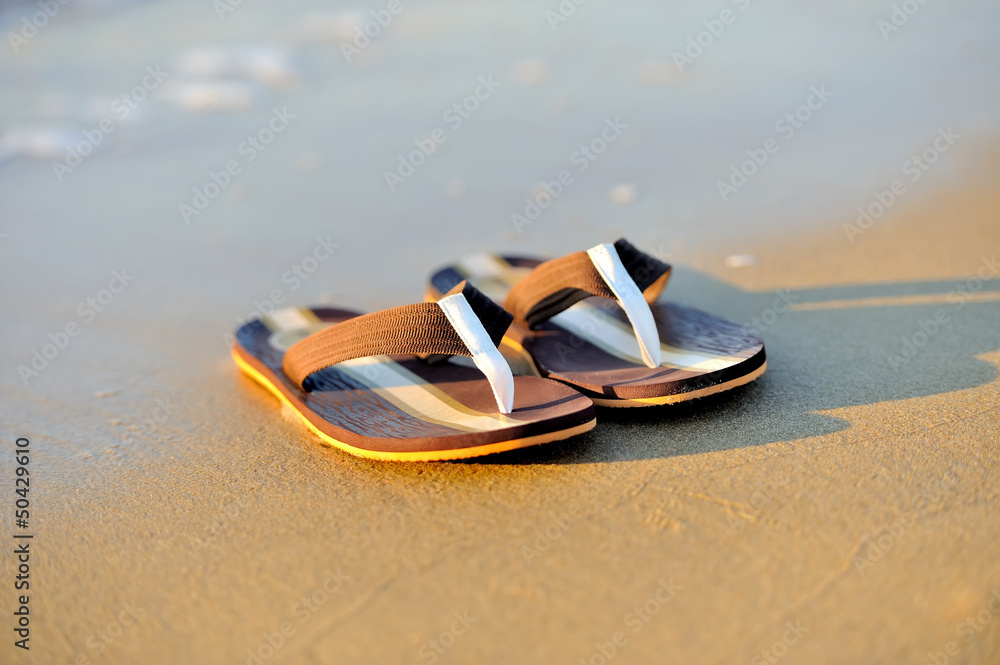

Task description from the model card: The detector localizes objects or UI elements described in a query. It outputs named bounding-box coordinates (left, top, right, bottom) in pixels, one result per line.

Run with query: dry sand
left=1, top=1, right=999, bottom=664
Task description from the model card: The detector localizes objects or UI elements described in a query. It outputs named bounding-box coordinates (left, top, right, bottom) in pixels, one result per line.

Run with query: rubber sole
left=589, top=361, right=767, bottom=407
left=231, top=345, right=597, bottom=462
left=498, top=328, right=766, bottom=408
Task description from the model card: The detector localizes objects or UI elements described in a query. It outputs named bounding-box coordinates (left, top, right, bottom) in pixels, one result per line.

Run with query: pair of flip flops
left=231, top=239, right=767, bottom=461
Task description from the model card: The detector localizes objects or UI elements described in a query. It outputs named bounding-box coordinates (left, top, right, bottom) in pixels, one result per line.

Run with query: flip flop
left=231, top=282, right=596, bottom=461
left=427, top=239, right=766, bottom=407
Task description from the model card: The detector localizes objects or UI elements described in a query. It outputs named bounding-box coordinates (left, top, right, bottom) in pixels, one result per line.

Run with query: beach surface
left=1, top=1, right=999, bottom=663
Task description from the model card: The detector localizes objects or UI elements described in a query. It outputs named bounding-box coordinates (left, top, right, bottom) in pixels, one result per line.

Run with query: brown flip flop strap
left=503, top=238, right=671, bottom=328
left=282, top=282, right=512, bottom=391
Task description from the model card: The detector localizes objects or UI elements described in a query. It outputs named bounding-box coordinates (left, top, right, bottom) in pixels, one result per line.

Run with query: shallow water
left=2, top=0, right=997, bottom=245
left=1, top=0, right=998, bottom=443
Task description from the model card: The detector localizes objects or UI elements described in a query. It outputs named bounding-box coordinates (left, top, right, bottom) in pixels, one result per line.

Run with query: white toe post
left=586, top=243, right=662, bottom=369
left=436, top=293, right=516, bottom=414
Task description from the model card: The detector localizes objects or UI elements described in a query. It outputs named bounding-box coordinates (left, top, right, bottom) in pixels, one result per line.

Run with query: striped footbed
left=428, top=254, right=766, bottom=401
left=233, top=306, right=593, bottom=451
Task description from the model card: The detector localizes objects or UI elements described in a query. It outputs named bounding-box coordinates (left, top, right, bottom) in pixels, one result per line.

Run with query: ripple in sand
left=289, top=11, right=365, bottom=43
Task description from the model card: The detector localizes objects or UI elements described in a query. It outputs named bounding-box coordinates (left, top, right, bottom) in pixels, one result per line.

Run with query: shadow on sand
left=468, top=267, right=1000, bottom=465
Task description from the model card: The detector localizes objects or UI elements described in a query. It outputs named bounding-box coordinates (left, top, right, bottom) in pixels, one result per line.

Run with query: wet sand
left=2, top=1, right=999, bottom=664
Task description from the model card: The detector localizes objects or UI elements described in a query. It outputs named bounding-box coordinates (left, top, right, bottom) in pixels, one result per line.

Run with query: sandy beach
left=1, top=1, right=999, bottom=663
